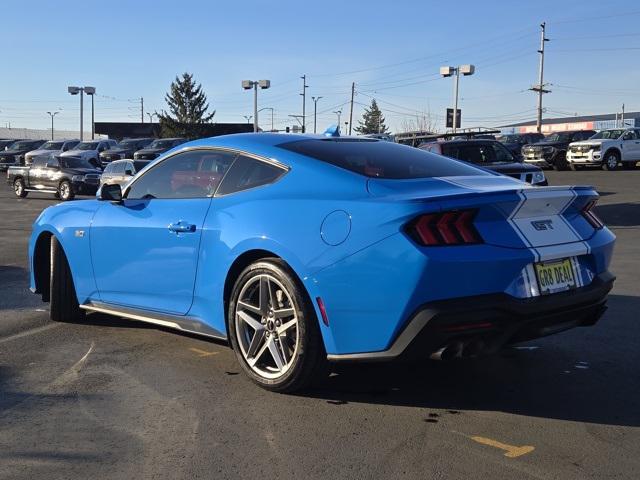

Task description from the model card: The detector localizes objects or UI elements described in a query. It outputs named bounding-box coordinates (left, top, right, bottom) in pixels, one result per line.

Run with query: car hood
left=27, top=149, right=58, bottom=156
left=0, top=149, right=24, bottom=158
left=60, top=150, right=94, bottom=157
left=101, top=147, right=130, bottom=155
left=524, top=140, right=564, bottom=148
left=135, top=147, right=166, bottom=155
left=570, top=139, right=607, bottom=146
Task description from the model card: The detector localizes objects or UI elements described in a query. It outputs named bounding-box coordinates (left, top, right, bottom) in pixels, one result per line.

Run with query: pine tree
left=355, top=99, right=389, bottom=134
left=158, top=73, right=215, bottom=138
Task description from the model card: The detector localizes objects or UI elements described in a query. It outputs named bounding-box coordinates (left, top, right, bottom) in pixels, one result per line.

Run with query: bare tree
left=399, top=110, right=438, bottom=134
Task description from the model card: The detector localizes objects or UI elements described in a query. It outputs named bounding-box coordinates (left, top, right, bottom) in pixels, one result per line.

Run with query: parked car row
left=3, top=135, right=187, bottom=201
left=499, top=128, right=640, bottom=171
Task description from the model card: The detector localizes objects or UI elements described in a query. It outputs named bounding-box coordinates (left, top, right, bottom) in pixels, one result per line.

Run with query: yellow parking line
left=470, top=436, right=535, bottom=458
left=189, top=347, right=220, bottom=357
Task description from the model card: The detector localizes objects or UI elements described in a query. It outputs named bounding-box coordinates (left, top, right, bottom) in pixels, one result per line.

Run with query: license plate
left=534, top=258, right=576, bottom=295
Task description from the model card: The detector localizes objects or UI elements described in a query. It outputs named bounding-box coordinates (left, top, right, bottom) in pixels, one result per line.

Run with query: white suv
left=566, top=128, right=640, bottom=171
left=59, top=139, right=118, bottom=168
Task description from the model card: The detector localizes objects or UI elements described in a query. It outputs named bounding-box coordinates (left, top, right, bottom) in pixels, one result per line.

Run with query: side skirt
left=80, top=300, right=227, bottom=341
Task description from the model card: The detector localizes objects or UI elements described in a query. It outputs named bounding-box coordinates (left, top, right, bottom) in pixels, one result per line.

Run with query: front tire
left=58, top=180, right=75, bottom=201
left=13, top=178, right=28, bottom=198
left=603, top=151, right=620, bottom=171
left=49, top=237, right=84, bottom=323
left=228, top=259, right=326, bottom=392
left=553, top=152, right=568, bottom=171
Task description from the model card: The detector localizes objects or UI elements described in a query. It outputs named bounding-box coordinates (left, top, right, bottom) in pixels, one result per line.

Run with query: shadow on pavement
left=595, top=202, right=640, bottom=227
left=302, top=293, right=640, bottom=428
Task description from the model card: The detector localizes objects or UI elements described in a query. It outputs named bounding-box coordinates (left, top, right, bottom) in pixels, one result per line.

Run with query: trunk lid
left=367, top=175, right=599, bottom=251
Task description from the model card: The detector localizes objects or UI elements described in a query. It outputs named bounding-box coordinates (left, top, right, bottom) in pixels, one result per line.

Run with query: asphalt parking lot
left=1, top=170, right=639, bottom=480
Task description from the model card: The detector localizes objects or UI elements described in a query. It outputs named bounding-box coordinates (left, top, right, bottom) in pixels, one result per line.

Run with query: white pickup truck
left=566, top=128, right=640, bottom=170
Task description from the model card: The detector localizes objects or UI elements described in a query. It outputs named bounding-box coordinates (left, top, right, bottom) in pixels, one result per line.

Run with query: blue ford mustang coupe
left=28, top=133, right=616, bottom=391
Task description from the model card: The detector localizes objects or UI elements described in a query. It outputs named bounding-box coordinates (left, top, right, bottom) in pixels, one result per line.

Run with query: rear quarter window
left=277, top=139, right=489, bottom=179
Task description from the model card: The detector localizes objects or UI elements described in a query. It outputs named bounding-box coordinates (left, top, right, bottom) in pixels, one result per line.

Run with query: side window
left=622, top=130, right=637, bottom=140
left=127, top=149, right=236, bottom=200
left=491, top=143, right=512, bottom=162
left=32, top=157, right=47, bottom=168
left=103, top=163, right=113, bottom=174
left=112, top=162, right=125, bottom=174
left=216, top=155, right=286, bottom=196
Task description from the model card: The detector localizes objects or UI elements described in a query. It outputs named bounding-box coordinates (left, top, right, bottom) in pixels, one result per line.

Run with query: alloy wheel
left=14, top=180, right=23, bottom=196
left=60, top=183, right=70, bottom=200
left=607, top=154, right=618, bottom=170
left=234, top=274, right=299, bottom=379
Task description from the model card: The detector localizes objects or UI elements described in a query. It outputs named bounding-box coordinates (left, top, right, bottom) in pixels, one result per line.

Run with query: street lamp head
left=242, top=80, right=254, bottom=90
left=460, top=64, right=475, bottom=76
left=258, top=80, right=271, bottom=89
left=84, top=86, right=96, bottom=95
left=439, top=66, right=454, bottom=77
left=67, top=86, right=80, bottom=95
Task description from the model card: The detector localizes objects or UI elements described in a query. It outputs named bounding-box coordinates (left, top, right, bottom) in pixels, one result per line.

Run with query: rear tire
left=13, top=178, right=28, bottom=198
left=50, top=237, right=84, bottom=323
left=58, top=180, right=74, bottom=201
left=603, top=151, right=620, bottom=171
left=228, top=258, right=327, bottom=392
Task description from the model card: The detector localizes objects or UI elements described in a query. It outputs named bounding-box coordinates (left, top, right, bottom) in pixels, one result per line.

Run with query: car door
left=89, top=148, right=237, bottom=314
left=621, top=130, right=640, bottom=160
left=43, top=156, right=62, bottom=189
left=28, top=157, right=48, bottom=188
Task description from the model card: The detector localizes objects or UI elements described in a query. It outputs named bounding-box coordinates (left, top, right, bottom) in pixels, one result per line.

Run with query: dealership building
left=500, top=111, right=640, bottom=134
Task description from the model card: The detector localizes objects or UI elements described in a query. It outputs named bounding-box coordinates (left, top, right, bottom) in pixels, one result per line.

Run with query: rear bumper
left=327, top=271, right=614, bottom=362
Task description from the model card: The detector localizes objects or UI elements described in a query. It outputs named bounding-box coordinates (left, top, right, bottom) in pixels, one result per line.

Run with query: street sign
left=446, top=108, right=461, bottom=129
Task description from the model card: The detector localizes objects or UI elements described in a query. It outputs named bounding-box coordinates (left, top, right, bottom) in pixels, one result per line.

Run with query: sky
left=1, top=0, right=639, bottom=135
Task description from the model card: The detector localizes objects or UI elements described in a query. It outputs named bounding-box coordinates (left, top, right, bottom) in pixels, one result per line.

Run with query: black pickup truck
left=7, top=155, right=101, bottom=201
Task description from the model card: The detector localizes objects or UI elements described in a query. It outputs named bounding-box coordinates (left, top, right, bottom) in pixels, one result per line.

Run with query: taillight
left=408, top=209, right=482, bottom=246
left=582, top=200, right=604, bottom=229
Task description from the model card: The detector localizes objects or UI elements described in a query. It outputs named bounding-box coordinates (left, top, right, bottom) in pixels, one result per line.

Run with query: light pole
left=258, top=107, right=274, bottom=132
left=46, top=111, right=59, bottom=140
left=67, top=86, right=95, bottom=140
left=333, top=110, right=342, bottom=131
left=311, top=96, right=322, bottom=133
left=242, top=79, right=270, bottom=132
left=84, top=87, right=96, bottom=139
left=243, top=115, right=253, bottom=124
left=147, top=112, right=158, bottom=123
left=439, top=65, right=475, bottom=133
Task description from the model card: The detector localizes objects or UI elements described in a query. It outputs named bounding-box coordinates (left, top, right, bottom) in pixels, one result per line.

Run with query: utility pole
left=621, top=103, right=625, bottom=127
left=348, top=82, right=355, bottom=135
left=530, top=22, right=550, bottom=134
left=141, top=97, right=144, bottom=123
left=311, top=96, right=322, bottom=133
left=300, top=75, right=308, bottom=133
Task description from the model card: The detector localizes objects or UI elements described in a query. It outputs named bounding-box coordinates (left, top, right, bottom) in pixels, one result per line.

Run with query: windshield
left=40, top=141, right=64, bottom=150
left=74, top=141, right=100, bottom=151
left=9, top=141, right=38, bottom=150
left=59, top=157, right=95, bottom=169
left=148, top=139, right=176, bottom=149
left=590, top=130, right=624, bottom=140
left=277, top=138, right=491, bottom=179
left=498, top=135, right=522, bottom=143
left=544, top=133, right=572, bottom=142
left=117, top=139, right=141, bottom=148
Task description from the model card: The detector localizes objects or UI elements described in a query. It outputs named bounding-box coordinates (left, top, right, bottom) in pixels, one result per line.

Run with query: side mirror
left=125, top=169, right=134, bottom=176
left=98, top=183, right=123, bottom=202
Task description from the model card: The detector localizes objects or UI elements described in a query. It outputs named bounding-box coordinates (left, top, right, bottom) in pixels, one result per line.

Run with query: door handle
left=168, top=221, right=196, bottom=233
